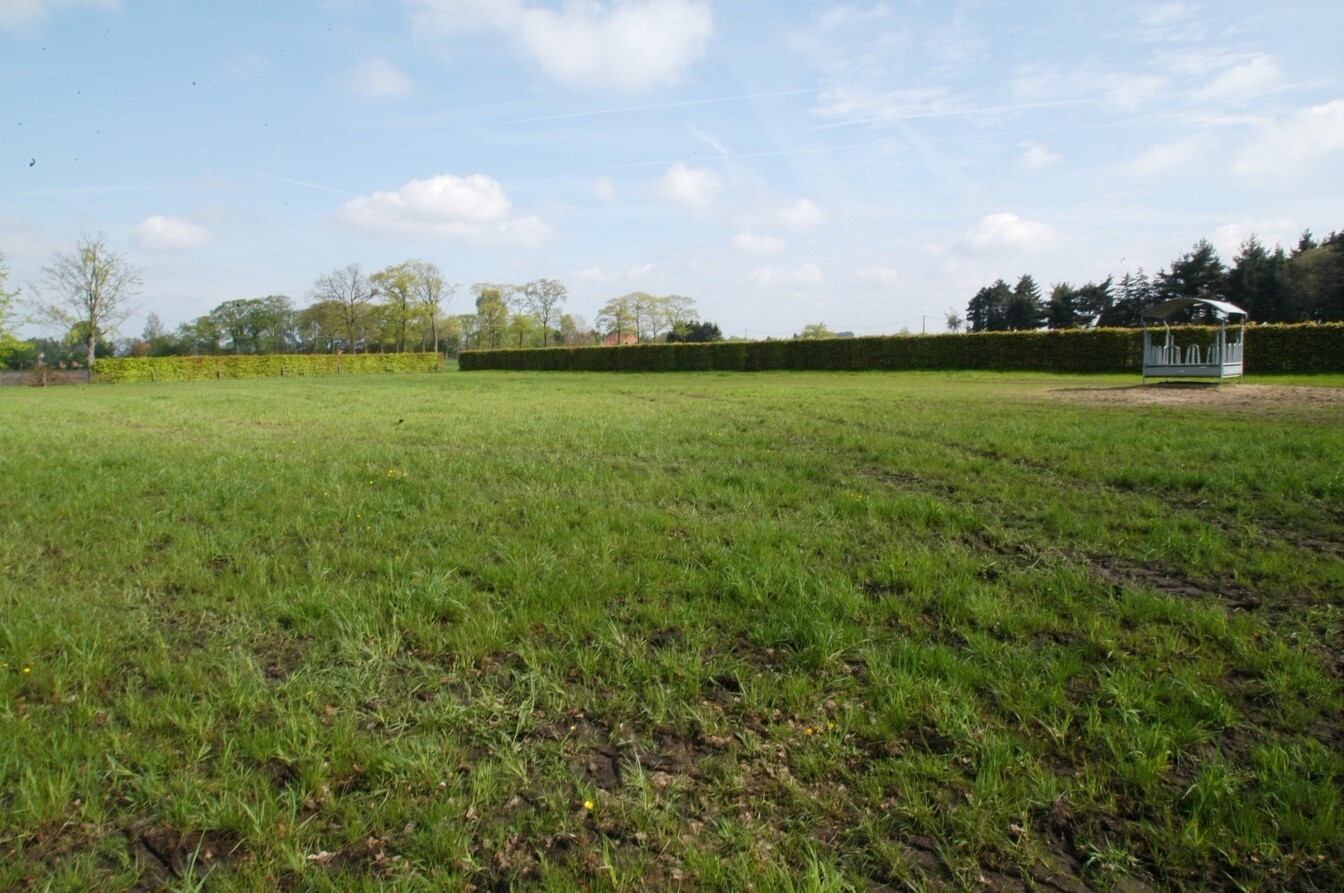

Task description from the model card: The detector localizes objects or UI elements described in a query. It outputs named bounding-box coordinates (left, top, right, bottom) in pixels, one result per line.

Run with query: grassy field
left=1, top=371, right=1341, bottom=891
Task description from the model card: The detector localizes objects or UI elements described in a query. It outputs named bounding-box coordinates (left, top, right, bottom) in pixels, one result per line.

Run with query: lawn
left=1, top=371, right=1341, bottom=891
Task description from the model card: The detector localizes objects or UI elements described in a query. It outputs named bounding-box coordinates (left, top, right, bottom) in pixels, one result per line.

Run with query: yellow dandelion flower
left=583, top=800, right=595, bottom=811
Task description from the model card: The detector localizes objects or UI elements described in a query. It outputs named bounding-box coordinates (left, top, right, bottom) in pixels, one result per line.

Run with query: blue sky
left=3, top=0, right=1341, bottom=339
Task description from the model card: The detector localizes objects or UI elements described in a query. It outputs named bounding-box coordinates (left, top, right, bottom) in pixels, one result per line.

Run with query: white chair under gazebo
left=1142, top=298, right=1247, bottom=383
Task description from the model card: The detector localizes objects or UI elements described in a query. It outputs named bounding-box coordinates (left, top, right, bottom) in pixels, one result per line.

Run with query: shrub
left=458, top=324, right=1344, bottom=375
left=93, top=352, right=444, bottom=383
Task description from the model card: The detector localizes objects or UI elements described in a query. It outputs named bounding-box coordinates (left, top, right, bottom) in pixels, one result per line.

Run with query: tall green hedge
left=93, top=352, right=444, bottom=384
left=458, top=324, right=1344, bottom=375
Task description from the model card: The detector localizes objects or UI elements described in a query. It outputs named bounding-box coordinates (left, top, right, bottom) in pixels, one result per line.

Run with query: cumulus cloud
left=1017, top=141, right=1062, bottom=171
left=751, top=264, right=824, bottom=287
left=345, top=57, right=415, bottom=99
left=340, top=173, right=553, bottom=247
left=734, top=231, right=785, bottom=254
left=408, top=0, right=713, bottom=91
left=656, top=163, right=721, bottom=213
left=958, top=213, right=1059, bottom=254
left=132, top=216, right=214, bottom=252
left=594, top=177, right=618, bottom=202
left=1234, top=100, right=1344, bottom=175
left=0, top=0, right=116, bottom=31
left=772, top=199, right=827, bottom=229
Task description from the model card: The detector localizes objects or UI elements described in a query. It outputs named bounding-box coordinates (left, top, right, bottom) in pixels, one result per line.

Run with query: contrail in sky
left=493, top=88, right=819, bottom=126
left=247, top=171, right=347, bottom=195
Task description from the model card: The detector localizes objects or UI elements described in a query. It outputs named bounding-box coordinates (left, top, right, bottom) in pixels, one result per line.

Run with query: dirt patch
left=129, top=821, right=242, bottom=887
left=1052, top=382, right=1344, bottom=412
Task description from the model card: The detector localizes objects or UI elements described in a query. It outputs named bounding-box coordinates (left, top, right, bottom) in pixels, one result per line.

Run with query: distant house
left=602, top=332, right=638, bottom=346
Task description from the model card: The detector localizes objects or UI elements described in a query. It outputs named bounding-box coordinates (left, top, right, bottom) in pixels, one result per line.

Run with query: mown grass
left=1, top=371, right=1341, bottom=891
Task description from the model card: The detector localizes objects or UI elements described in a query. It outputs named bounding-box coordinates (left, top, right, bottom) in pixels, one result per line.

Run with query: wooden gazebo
left=1142, top=298, right=1247, bottom=383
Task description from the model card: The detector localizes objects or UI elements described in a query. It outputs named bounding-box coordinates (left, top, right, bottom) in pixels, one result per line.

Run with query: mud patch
left=129, top=821, right=241, bottom=887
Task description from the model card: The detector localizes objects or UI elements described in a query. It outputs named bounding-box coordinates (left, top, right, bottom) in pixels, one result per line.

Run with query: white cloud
left=958, top=213, right=1059, bottom=254
left=734, top=231, right=785, bottom=254
left=1108, top=74, right=1169, bottom=111
left=1016, top=141, right=1062, bottom=172
left=772, top=199, right=827, bottom=229
left=132, top=216, right=214, bottom=252
left=656, top=163, right=721, bottom=213
left=345, top=57, right=415, bottom=99
left=1124, top=136, right=1209, bottom=177
left=858, top=267, right=900, bottom=286
left=1131, top=3, right=1205, bottom=42
left=1194, top=54, right=1281, bottom=105
left=575, top=266, right=618, bottom=283
left=0, top=0, right=116, bottom=31
left=812, top=85, right=955, bottom=124
left=408, top=0, right=713, bottom=91
left=340, top=173, right=553, bottom=247
left=751, top=264, right=824, bottom=287
left=594, top=177, right=618, bottom=202
left=1234, top=100, right=1344, bottom=175
left=1210, top=219, right=1297, bottom=259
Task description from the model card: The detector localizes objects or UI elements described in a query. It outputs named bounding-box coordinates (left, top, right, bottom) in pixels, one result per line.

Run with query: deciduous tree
left=31, top=233, right=141, bottom=378
left=658, top=294, right=699, bottom=339
left=0, top=251, right=21, bottom=364
left=473, top=285, right=511, bottom=349
left=521, top=278, right=568, bottom=347
left=596, top=294, right=636, bottom=343
left=310, top=264, right=375, bottom=352
left=371, top=263, right=417, bottom=353
left=407, top=260, right=454, bottom=352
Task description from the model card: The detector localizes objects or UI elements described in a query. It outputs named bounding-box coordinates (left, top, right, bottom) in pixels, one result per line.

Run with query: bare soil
left=1052, top=382, right=1344, bottom=411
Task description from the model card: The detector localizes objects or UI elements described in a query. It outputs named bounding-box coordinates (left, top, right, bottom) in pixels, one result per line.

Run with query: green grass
left=1, top=371, right=1341, bottom=891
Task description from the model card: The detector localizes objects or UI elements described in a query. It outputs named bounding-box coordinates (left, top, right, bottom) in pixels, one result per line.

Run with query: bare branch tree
left=309, top=264, right=375, bottom=352
left=32, top=233, right=142, bottom=380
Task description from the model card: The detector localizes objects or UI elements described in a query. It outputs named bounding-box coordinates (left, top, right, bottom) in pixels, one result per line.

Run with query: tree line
left=960, top=230, right=1344, bottom=332
left=0, top=235, right=725, bottom=370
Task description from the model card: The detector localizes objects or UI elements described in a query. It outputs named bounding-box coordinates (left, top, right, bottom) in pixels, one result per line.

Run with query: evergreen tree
left=966, top=279, right=1012, bottom=331
left=1287, top=231, right=1344, bottom=321
left=1005, top=274, right=1046, bottom=330
left=1100, top=269, right=1152, bottom=327
left=1046, top=283, right=1080, bottom=329
left=1155, top=240, right=1227, bottom=323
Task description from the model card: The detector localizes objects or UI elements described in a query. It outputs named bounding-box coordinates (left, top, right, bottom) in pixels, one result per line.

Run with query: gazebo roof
left=1143, top=298, right=1247, bottom=321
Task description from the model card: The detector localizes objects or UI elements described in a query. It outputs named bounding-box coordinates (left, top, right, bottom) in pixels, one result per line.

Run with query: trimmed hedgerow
left=458, top=324, right=1344, bottom=375
left=93, top=352, right=444, bottom=383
